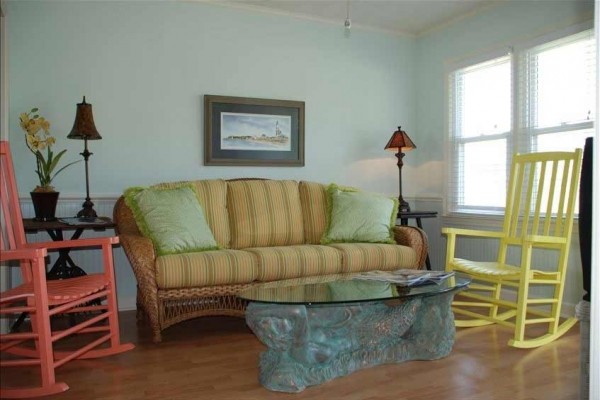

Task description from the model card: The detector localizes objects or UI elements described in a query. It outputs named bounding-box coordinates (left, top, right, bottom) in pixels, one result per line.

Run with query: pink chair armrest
left=24, top=236, right=119, bottom=251
left=0, top=248, right=48, bottom=262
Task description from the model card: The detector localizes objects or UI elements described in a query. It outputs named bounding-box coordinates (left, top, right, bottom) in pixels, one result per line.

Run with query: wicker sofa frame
left=113, top=184, right=428, bottom=343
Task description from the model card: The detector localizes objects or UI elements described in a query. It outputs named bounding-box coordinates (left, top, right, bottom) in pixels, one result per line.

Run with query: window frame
left=445, top=22, right=595, bottom=216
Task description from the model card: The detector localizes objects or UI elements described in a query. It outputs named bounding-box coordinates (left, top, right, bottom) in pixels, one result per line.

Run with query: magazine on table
left=59, top=217, right=110, bottom=226
left=353, top=269, right=455, bottom=286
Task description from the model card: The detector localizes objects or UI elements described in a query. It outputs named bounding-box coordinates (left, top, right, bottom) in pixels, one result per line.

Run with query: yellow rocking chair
left=443, top=149, right=583, bottom=348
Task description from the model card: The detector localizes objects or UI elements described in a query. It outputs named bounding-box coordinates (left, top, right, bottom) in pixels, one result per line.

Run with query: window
left=448, top=28, right=596, bottom=214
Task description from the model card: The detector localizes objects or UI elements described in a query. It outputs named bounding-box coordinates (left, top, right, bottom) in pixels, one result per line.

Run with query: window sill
left=442, top=212, right=580, bottom=234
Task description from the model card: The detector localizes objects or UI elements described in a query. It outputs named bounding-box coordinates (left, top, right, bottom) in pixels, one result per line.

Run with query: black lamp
left=384, top=126, right=416, bottom=212
left=68, top=96, right=102, bottom=219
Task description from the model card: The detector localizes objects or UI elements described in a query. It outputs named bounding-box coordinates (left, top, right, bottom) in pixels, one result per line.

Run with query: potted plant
left=20, top=107, right=79, bottom=221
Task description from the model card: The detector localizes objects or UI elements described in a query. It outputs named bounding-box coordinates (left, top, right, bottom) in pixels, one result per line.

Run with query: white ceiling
left=212, top=0, right=501, bottom=36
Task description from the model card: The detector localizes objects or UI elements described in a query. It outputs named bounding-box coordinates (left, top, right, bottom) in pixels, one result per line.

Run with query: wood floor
left=2, top=310, right=581, bottom=400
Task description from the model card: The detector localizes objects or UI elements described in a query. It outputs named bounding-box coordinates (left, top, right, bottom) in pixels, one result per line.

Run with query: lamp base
left=399, top=198, right=411, bottom=213
left=76, top=199, right=98, bottom=219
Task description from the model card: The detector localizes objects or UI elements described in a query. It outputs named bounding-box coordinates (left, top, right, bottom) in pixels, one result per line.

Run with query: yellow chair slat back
left=502, top=150, right=582, bottom=241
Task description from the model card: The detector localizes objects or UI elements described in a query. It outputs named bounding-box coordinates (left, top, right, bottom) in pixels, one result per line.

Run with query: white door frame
left=589, top=4, right=599, bottom=399
left=0, top=0, right=10, bottom=335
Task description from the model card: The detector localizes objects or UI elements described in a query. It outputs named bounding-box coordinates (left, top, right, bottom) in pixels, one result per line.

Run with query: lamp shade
left=67, top=96, right=102, bottom=140
left=384, top=126, right=416, bottom=152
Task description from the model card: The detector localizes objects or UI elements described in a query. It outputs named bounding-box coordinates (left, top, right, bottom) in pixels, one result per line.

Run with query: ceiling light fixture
left=344, top=0, right=351, bottom=30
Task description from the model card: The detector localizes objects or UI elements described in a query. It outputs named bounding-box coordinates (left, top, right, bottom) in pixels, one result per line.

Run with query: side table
left=22, top=217, right=116, bottom=280
left=397, top=211, right=438, bottom=271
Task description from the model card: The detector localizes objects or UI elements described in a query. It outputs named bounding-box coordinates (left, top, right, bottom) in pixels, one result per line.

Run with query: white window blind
left=448, top=28, right=596, bottom=215
left=519, top=29, right=596, bottom=153
left=448, top=55, right=512, bottom=213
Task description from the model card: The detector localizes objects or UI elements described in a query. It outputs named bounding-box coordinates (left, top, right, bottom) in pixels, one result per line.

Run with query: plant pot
left=30, top=191, right=60, bottom=221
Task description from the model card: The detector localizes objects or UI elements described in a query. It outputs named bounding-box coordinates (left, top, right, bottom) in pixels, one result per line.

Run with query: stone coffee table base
left=245, top=291, right=457, bottom=392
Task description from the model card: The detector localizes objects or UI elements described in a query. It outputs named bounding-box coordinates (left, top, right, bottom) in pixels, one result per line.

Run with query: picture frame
left=204, top=95, right=305, bottom=166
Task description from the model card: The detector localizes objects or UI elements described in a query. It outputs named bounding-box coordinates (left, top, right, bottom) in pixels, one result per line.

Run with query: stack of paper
left=353, top=269, right=455, bottom=286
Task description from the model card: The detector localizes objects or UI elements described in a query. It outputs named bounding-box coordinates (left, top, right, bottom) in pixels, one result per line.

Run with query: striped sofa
left=113, top=179, right=428, bottom=342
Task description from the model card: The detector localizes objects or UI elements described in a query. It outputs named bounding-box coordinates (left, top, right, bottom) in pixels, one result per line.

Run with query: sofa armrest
left=119, top=233, right=156, bottom=274
left=392, top=225, right=428, bottom=269
left=115, top=194, right=165, bottom=340
left=113, top=196, right=142, bottom=235
left=114, top=194, right=157, bottom=281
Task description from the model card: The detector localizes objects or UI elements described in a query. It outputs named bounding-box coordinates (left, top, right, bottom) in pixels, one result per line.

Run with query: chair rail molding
left=13, top=193, right=586, bottom=319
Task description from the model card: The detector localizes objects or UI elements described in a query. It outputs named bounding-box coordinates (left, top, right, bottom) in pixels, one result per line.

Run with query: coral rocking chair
left=443, top=150, right=583, bottom=348
left=0, top=140, right=134, bottom=398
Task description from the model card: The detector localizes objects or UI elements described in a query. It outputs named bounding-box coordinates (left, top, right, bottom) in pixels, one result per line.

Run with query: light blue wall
left=7, top=0, right=415, bottom=198
left=10, top=1, right=591, bottom=204
left=413, top=0, right=594, bottom=198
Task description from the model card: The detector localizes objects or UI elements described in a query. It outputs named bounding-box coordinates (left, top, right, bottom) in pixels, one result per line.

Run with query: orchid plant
left=20, top=108, right=79, bottom=192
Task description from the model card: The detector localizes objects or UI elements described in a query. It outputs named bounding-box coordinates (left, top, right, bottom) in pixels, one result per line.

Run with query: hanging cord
left=344, top=0, right=351, bottom=30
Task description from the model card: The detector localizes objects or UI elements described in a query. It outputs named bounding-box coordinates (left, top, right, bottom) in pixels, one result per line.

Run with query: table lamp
left=384, top=126, right=416, bottom=212
left=68, top=96, right=102, bottom=219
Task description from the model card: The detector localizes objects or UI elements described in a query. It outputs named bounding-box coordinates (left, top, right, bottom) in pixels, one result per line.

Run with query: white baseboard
left=118, top=296, right=137, bottom=312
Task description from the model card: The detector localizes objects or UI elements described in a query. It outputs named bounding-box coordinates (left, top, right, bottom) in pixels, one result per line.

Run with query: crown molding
left=416, top=1, right=502, bottom=37
left=184, top=0, right=416, bottom=38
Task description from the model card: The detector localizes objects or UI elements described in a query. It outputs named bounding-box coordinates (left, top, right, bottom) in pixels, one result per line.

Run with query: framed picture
left=204, top=95, right=305, bottom=166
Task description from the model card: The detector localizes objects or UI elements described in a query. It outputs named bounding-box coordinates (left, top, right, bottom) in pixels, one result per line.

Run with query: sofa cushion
left=245, top=245, right=343, bottom=281
left=299, top=181, right=328, bottom=245
left=124, top=185, right=219, bottom=256
left=227, top=180, right=305, bottom=249
left=322, top=184, right=398, bottom=244
left=154, top=179, right=230, bottom=248
left=328, top=243, right=417, bottom=273
left=155, top=249, right=258, bottom=289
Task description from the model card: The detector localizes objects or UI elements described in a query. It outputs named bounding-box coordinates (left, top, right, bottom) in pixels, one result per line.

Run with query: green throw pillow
left=321, top=184, right=399, bottom=244
left=124, top=184, right=219, bottom=256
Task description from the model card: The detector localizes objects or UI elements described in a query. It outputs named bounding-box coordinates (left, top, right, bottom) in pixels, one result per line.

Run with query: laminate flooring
left=1, top=310, right=581, bottom=400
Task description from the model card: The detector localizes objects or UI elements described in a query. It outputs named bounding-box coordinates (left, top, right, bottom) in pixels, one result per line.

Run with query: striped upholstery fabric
left=227, top=180, right=305, bottom=249
left=155, top=250, right=257, bottom=289
left=154, top=180, right=230, bottom=248
left=329, top=243, right=417, bottom=273
left=246, top=245, right=343, bottom=281
left=299, top=181, right=329, bottom=244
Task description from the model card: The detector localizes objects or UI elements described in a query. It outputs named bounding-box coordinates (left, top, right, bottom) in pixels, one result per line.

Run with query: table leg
left=414, top=218, right=432, bottom=270
left=46, top=228, right=87, bottom=279
left=10, top=313, right=28, bottom=333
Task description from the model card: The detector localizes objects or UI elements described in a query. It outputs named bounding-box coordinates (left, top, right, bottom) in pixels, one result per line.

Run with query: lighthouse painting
left=204, top=95, right=305, bottom=166
left=221, top=112, right=292, bottom=151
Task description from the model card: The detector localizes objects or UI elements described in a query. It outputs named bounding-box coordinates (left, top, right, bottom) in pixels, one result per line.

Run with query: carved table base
left=246, top=291, right=458, bottom=392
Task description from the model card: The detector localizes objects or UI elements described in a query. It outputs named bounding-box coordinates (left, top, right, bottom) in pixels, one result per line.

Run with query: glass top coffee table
left=238, top=273, right=470, bottom=392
